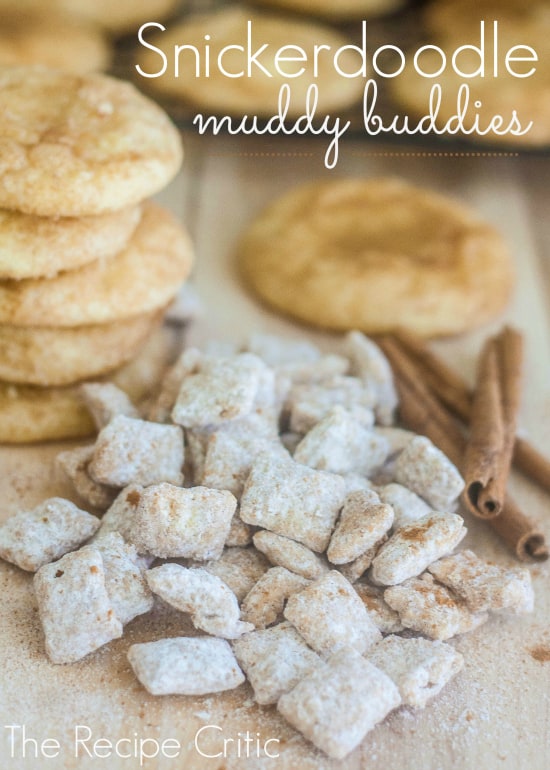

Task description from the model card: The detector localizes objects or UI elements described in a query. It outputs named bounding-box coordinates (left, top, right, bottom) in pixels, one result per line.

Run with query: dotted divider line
left=349, top=151, right=521, bottom=158
left=205, top=151, right=520, bottom=158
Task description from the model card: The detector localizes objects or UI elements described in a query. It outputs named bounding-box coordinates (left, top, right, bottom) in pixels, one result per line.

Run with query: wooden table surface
left=1, top=134, right=549, bottom=770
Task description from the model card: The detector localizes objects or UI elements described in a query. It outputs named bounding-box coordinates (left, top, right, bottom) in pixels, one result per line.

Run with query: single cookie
left=390, top=48, right=550, bottom=148
left=0, top=12, right=110, bottom=73
left=0, top=309, right=163, bottom=386
left=238, top=178, right=514, bottom=337
left=0, top=66, right=182, bottom=216
left=424, top=0, right=550, bottom=52
left=0, top=13, right=109, bottom=73
left=0, top=326, right=178, bottom=444
left=0, top=202, right=193, bottom=327
left=249, top=0, right=405, bottom=21
left=0, top=0, right=183, bottom=36
left=136, top=7, right=365, bottom=118
left=0, top=205, right=141, bottom=280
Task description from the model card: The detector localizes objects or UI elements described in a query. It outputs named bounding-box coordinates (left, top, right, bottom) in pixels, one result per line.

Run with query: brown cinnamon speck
left=126, top=490, right=141, bottom=506
left=528, top=645, right=550, bottom=663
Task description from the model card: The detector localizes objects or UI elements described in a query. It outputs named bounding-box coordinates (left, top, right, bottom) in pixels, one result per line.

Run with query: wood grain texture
left=0, top=141, right=549, bottom=770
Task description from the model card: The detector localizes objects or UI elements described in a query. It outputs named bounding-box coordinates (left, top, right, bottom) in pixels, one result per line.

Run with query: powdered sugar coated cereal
left=0, top=498, right=100, bottom=572
left=327, top=492, right=394, bottom=565
left=345, top=331, right=398, bottom=425
left=284, top=570, right=382, bottom=656
left=428, top=550, right=534, bottom=614
left=241, top=566, right=310, bottom=629
left=294, top=407, right=390, bottom=476
left=148, top=347, right=205, bottom=423
left=128, top=637, right=245, bottom=695
left=79, top=382, right=138, bottom=430
left=88, top=532, right=154, bottom=626
left=278, top=647, right=401, bottom=760
left=34, top=547, right=122, bottom=663
left=200, top=421, right=287, bottom=498
left=339, top=541, right=387, bottom=583
left=377, top=482, right=432, bottom=530
left=288, top=375, right=375, bottom=434
left=171, top=353, right=272, bottom=428
left=240, top=452, right=347, bottom=552
left=203, top=547, right=270, bottom=602
left=90, top=485, right=144, bottom=545
left=89, top=415, right=184, bottom=487
left=56, top=445, right=116, bottom=510
left=245, top=332, right=321, bottom=368
left=146, top=563, right=253, bottom=638
left=371, top=511, right=467, bottom=586
left=253, top=530, right=329, bottom=580
left=126, top=483, right=237, bottom=559
left=384, top=573, right=488, bottom=640
left=394, top=436, right=464, bottom=510
left=368, top=635, right=464, bottom=708
left=232, top=621, right=321, bottom=705
left=353, top=584, right=404, bottom=633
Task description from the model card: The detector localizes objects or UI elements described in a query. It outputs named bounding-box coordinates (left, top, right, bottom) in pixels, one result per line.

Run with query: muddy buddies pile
left=0, top=331, right=535, bottom=761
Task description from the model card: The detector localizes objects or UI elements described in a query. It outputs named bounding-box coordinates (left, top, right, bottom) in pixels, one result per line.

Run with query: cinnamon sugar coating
left=371, top=512, right=467, bottom=586
left=384, top=573, right=488, bottom=640
left=0, top=67, right=182, bottom=216
left=241, top=566, right=311, bottom=629
left=428, top=549, right=534, bottom=614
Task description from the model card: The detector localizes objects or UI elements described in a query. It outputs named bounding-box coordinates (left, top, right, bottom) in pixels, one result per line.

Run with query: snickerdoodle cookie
left=390, top=49, right=550, bottom=148
left=424, top=0, right=550, bottom=51
left=136, top=7, right=365, bottom=117
left=0, top=12, right=110, bottom=72
left=0, top=326, right=177, bottom=443
left=249, top=0, right=405, bottom=20
left=0, top=0, right=181, bottom=36
left=0, top=205, right=141, bottom=280
left=238, top=178, right=514, bottom=337
left=0, top=202, right=193, bottom=327
left=0, top=66, right=182, bottom=217
left=0, top=310, right=163, bottom=386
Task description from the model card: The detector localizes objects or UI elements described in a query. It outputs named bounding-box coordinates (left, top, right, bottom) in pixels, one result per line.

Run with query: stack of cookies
left=0, top=65, right=193, bottom=443
left=392, top=0, right=550, bottom=148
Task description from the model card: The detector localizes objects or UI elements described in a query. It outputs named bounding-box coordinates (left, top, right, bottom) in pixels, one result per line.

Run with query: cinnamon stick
left=489, top=496, right=548, bottom=562
left=393, top=327, right=472, bottom=421
left=470, top=328, right=523, bottom=517
left=381, top=336, right=548, bottom=562
left=376, top=337, right=465, bottom=464
left=463, top=340, right=505, bottom=518
left=514, top=437, right=550, bottom=493
left=393, top=327, right=550, bottom=497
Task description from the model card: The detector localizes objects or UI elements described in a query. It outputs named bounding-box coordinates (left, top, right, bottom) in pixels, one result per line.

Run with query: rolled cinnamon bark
left=469, top=328, right=523, bottom=517
left=489, top=496, right=549, bottom=562
left=514, top=437, right=550, bottom=492
left=393, top=327, right=472, bottom=420
left=463, top=341, right=505, bottom=518
left=376, top=337, right=465, bottom=462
